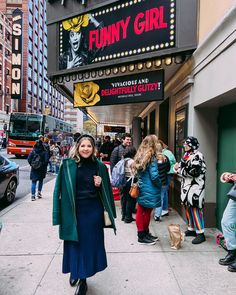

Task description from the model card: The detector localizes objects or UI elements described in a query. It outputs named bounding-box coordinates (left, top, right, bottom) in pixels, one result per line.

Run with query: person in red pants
left=131, top=135, right=162, bottom=245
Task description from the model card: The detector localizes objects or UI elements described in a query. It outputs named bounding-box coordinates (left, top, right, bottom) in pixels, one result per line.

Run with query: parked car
left=0, top=154, right=19, bottom=204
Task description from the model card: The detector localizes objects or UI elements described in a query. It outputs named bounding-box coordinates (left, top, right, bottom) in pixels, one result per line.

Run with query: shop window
left=175, top=105, right=188, bottom=162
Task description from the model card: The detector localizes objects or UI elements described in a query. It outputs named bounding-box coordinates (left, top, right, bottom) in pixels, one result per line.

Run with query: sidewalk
left=0, top=179, right=235, bottom=295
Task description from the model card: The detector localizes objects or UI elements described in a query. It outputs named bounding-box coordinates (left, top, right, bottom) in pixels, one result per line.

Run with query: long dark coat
left=53, top=158, right=116, bottom=242
left=28, top=147, right=49, bottom=181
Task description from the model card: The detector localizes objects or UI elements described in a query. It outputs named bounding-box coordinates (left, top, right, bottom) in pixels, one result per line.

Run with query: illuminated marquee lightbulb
left=137, top=63, right=143, bottom=70
left=164, top=57, right=172, bottom=66
left=155, top=59, right=162, bottom=67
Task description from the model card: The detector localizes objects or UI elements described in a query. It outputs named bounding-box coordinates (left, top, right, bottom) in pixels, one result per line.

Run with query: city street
left=0, top=149, right=55, bottom=212
left=0, top=179, right=236, bottom=295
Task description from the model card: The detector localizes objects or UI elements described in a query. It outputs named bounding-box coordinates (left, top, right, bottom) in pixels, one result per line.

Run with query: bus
left=7, top=113, right=73, bottom=157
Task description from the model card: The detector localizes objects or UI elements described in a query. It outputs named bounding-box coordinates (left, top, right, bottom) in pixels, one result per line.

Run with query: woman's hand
left=67, top=55, right=82, bottom=69
left=94, top=175, right=102, bottom=187
left=174, top=163, right=180, bottom=171
left=229, top=173, right=236, bottom=182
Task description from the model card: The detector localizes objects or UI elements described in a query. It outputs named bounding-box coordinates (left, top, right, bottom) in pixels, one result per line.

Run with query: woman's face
left=183, top=143, right=191, bottom=152
left=78, top=139, right=93, bottom=158
left=69, top=31, right=82, bottom=52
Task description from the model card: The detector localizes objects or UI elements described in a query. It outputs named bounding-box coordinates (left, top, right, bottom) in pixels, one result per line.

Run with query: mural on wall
left=59, top=0, right=176, bottom=70
left=73, top=70, right=164, bottom=107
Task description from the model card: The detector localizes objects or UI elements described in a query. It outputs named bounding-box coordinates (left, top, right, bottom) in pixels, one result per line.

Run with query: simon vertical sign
left=11, top=9, right=23, bottom=100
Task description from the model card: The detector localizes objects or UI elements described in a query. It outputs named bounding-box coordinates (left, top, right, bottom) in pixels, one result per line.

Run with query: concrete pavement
left=0, top=178, right=236, bottom=295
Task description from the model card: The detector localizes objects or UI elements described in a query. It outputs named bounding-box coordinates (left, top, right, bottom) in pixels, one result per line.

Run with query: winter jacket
left=28, top=148, right=49, bottom=181
left=174, top=150, right=206, bottom=208
left=157, top=156, right=170, bottom=186
left=52, top=158, right=116, bottom=242
left=162, top=148, right=176, bottom=174
left=110, top=144, right=126, bottom=172
left=137, top=159, right=162, bottom=208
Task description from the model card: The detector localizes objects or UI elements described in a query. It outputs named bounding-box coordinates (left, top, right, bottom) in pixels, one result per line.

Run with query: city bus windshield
left=9, top=114, right=43, bottom=140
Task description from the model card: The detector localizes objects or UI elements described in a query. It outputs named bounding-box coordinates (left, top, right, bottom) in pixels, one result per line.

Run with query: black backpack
left=30, top=153, right=42, bottom=170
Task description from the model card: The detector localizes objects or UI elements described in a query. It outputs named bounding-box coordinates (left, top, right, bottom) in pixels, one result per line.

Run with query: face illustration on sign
left=59, top=14, right=103, bottom=70
left=74, top=82, right=100, bottom=107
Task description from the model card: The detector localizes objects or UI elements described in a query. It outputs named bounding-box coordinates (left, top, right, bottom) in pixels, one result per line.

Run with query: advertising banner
left=73, top=70, right=164, bottom=107
left=11, top=9, right=23, bottom=99
left=59, top=0, right=175, bottom=70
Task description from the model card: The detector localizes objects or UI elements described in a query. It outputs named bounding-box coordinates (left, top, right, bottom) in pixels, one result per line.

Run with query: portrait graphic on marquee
left=59, top=14, right=103, bottom=70
left=74, top=82, right=100, bottom=107
left=59, top=0, right=176, bottom=71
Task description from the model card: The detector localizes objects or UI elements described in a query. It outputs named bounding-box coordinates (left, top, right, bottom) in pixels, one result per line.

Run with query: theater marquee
left=59, top=0, right=175, bottom=71
left=73, top=70, right=164, bottom=107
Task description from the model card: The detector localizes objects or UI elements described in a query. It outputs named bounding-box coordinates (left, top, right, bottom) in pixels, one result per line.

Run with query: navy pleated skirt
left=62, top=197, right=107, bottom=279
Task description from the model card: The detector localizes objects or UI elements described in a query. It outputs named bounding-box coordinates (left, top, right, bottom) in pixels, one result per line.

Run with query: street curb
left=0, top=178, right=56, bottom=218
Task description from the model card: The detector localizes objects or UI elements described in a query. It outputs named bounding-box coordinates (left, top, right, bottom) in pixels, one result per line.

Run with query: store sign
left=11, top=9, right=23, bottom=100
left=104, top=126, right=126, bottom=133
left=59, top=0, right=175, bottom=70
left=73, top=70, right=164, bottom=107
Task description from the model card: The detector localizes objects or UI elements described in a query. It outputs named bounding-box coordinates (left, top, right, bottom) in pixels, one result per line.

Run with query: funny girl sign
left=59, top=0, right=176, bottom=70
left=73, top=70, right=164, bottom=107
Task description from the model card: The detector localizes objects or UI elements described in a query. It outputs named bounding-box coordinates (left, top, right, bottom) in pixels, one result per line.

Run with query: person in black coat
left=99, top=135, right=113, bottom=161
left=110, top=133, right=132, bottom=172
left=28, top=140, right=49, bottom=201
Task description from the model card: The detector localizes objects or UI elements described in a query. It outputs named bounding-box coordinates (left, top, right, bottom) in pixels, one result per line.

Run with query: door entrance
left=216, top=103, right=236, bottom=229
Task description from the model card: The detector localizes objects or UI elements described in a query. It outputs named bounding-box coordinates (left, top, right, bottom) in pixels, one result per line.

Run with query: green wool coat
left=52, top=158, right=116, bottom=241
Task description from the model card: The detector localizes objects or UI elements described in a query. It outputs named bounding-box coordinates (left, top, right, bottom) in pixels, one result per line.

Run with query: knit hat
left=184, top=136, right=199, bottom=150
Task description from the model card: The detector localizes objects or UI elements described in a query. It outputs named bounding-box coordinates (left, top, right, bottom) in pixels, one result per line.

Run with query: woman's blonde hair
left=69, top=136, right=96, bottom=163
left=132, top=135, right=163, bottom=174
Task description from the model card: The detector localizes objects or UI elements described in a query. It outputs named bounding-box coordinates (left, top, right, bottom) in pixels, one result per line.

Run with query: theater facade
left=47, top=0, right=236, bottom=228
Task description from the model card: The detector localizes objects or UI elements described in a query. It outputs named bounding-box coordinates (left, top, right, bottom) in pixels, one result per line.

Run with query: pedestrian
left=173, top=136, right=206, bottom=244
left=122, top=146, right=137, bottom=223
left=110, top=133, right=132, bottom=172
left=52, top=134, right=116, bottom=295
left=110, top=133, right=132, bottom=221
left=218, top=171, right=236, bottom=272
left=99, top=135, right=114, bottom=161
left=156, top=139, right=176, bottom=218
left=28, top=140, right=49, bottom=201
left=131, top=134, right=162, bottom=245
left=153, top=143, right=170, bottom=221
left=49, top=140, right=61, bottom=175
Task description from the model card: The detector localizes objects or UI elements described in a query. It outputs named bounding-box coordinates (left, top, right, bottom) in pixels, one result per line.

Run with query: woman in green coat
left=53, top=134, right=116, bottom=295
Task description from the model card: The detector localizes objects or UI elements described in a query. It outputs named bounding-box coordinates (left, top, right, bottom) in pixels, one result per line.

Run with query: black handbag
left=227, top=183, right=236, bottom=199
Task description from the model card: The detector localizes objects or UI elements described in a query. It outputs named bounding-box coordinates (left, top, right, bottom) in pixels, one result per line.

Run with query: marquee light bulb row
left=53, top=55, right=182, bottom=85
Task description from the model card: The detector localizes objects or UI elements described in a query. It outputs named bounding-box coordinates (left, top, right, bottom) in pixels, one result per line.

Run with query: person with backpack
left=28, top=140, right=49, bottom=201
left=110, top=133, right=132, bottom=172
left=131, top=135, right=162, bottom=245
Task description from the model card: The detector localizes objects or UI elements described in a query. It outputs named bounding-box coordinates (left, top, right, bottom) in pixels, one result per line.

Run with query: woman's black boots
left=219, top=250, right=236, bottom=265
left=75, top=279, right=87, bottom=295
left=69, top=275, right=79, bottom=287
